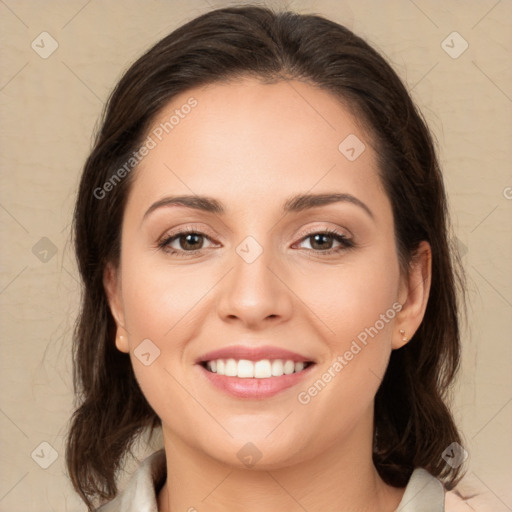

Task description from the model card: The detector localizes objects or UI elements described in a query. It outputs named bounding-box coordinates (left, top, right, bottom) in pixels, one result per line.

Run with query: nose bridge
left=216, top=234, right=293, bottom=326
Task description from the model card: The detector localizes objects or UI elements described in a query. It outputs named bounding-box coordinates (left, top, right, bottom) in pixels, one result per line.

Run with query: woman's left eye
left=158, top=228, right=354, bottom=256
left=295, top=230, right=354, bottom=254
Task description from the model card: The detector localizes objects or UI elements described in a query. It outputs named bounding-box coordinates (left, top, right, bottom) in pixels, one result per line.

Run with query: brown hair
left=66, top=5, right=466, bottom=509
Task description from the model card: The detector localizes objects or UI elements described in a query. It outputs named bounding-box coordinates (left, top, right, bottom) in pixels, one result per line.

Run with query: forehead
left=127, top=78, right=387, bottom=217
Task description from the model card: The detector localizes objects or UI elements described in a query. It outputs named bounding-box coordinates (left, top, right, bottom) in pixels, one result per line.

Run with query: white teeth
left=204, top=358, right=309, bottom=378
left=254, top=360, right=272, bottom=378
left=225, top=358, right=237, bottom=377
left=237, top=359, right=254, bottom=378
left=283, top=360, right=295, bottom=375
left=271, top=360, right=284, bottom=376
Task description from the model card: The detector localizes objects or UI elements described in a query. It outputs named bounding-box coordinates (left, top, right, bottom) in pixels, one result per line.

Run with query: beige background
left=0, top=0, right=511, bottom=510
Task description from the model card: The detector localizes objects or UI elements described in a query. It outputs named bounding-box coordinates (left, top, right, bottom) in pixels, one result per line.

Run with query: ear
left=393, top=240, right=432, bottom=349
left=103, top=262, right=130, bottom=353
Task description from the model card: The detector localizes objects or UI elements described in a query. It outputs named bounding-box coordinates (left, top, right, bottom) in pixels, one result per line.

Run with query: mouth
left=195, top=345, right=316, bottom=399
left=200, top=358, right=315, bottom=378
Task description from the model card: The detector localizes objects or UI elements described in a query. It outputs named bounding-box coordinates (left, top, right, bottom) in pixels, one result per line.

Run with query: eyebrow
left=143, top=192, right=374, bottom=220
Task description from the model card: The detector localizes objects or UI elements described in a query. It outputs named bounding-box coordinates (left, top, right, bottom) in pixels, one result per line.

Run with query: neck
left=157, top=411, right=404, bottom=512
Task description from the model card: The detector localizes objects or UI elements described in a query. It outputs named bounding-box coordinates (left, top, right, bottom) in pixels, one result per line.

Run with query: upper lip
left=196, top=345, right=314, bottom=364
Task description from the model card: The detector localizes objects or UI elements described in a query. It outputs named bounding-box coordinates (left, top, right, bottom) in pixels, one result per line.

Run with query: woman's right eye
left=158, top=230, right=216, bottom=256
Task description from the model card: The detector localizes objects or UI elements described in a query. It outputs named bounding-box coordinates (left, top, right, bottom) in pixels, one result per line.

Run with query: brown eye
left=158, top=229, right=215, bottom=255
left=297, top=230, right=353, bottom=253
left=177, top=233, right=204, bottom=251
left=309, top=233, right=335, bottom=250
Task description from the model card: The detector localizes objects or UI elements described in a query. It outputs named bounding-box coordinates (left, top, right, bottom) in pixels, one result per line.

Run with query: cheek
left=297, top=250, right=401, bottom=349
left=120, top=255, right=214, bottom=342
left=294, top=246, right=401, bottom=406
left=117, top=257, right=205, bottom=432
left=117, top=254, right=219, bottom=413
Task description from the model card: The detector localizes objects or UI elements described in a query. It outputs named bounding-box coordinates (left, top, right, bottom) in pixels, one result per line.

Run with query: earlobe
left=103, top=263, right=129, bottom=353
left=115, top=330, right=130, bottom=353
left=393, top=328, right=409, bottom=350
left=393, top=241, right=432, bottom=350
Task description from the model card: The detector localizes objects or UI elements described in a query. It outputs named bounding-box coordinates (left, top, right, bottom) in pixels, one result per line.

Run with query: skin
left=104, top=78, right=432, bottom=512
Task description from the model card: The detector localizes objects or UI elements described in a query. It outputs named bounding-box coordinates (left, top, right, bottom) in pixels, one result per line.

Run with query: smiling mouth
left=200, top=358, right=315, bottom=379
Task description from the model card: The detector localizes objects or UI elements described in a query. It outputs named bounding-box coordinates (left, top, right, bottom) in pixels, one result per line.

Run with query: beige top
left=96, top=449, right=455, bottom=511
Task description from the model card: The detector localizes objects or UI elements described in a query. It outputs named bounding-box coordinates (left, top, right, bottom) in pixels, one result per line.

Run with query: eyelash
left=158, top=226, right=354, bottom=258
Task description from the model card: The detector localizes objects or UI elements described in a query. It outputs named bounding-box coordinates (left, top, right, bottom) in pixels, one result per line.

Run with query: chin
left=197, top=433, right=311, bottom=471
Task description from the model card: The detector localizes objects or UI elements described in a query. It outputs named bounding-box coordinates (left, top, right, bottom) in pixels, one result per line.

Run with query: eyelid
left=158, top=223, right=219, bottom=244
left=294, top=223, right=352, bottom=240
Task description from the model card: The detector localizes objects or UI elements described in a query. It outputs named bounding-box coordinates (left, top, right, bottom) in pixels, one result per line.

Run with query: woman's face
left=106, top=78, right=412, bottom=468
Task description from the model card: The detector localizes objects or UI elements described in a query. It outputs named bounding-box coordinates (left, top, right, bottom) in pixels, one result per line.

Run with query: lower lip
left=197, top=363, right=315, bottom=399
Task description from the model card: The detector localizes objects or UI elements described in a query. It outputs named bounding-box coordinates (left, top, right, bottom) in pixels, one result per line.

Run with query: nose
left=216, top=242, right=294, bottom=330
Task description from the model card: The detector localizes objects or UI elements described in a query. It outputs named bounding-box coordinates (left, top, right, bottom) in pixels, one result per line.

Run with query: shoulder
left=95, top=449, right=166, bottom=512
left=396, top=468, right=445, bottom=511
left=397, top=468, right=496, bottom=512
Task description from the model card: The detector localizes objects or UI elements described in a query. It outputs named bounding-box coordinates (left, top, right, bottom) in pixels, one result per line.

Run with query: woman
left=66, top=5, right=468, bottom=511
